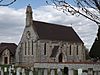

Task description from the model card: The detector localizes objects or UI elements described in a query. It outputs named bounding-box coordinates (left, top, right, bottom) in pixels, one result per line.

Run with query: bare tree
left=0, top=0, right=16, bottom=6
left=73, top=0, right=100, bottom=12
left=47, top=0, right=100, bottom=24
left=46, top=0, right=100, bottom=60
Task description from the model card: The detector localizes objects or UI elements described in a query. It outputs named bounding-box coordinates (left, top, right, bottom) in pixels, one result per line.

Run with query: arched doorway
left=58, top=53, right=63, bottom=62
left=4, top=57, right=8, bottom=64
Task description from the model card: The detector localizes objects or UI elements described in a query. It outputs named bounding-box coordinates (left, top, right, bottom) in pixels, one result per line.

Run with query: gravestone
left=68, top=69, right=74, bottom=75
left=44, top=69, right=47, bottom=75
left=88, top=68, right=93, bottom=75
left=57, top=68, right=62, bottom=75
left=50, top=69, right=55, bottom=75
left=29, top=70, right=33, bottom=75
left=16, top=67, right=21, bottom=75
left=22, top=69, right=25, bottom=75
left=9, top=66, right=12, bottom=75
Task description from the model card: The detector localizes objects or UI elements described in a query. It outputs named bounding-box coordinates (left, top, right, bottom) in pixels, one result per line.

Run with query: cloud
left=0, top=6, right=25, bottom=43
left=0, top=5, right=98, bottom=50
left=34, top=5, right=98, bottom=49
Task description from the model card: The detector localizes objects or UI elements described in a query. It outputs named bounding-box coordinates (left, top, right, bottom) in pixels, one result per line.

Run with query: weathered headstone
left=4, top=67, right=8, bottom=75
left=78, top=69, right=82, bottom=75
left=44, top=69, right=47, bottom=75
left=9, top=66, right=12, bottom=75
left=93, top=71, right=98, bottom=75
left=88, top=68, right=93, bottom=75
left=16, top=67, right=21, bottom=75
left=50, top=69, right=55, bottom=75
left=0, top=69, right=3, bottom=75
left=68, top=68, right=74, bottom=75
left=38, top=69, right=42, bottom=75
left=22, top=68, right=25, bottom=75
left=57, top=68, right=62, bottom=75
left=29, top=70, right=33, bottom=75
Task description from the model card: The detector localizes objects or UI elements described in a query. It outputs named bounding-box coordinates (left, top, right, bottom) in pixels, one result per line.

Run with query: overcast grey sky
left=0, top=5, right=98, bottom=50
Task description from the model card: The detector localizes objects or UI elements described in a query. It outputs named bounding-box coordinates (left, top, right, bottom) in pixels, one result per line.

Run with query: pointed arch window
left=76, top=45, right=78, bottom=55
left=28, top=41, right=30, bottom=55
left=69, top=45, right=71, bottom=55
left=58, top=53, right=63, bottom=62
left=44, top=43, right=46, bottom=55
left=32, top=40, right=34, bottom=55
left=25, top=42, right=27, bottom=55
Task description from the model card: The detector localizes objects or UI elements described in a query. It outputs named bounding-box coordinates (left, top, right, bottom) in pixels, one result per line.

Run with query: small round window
left=26, top=31, right=31, bottom=39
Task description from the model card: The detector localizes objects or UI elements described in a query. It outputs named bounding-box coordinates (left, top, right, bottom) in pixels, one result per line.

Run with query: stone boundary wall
left=34, top=62, right=100, bottom=70
left=0, top=62, right=100, bottom=75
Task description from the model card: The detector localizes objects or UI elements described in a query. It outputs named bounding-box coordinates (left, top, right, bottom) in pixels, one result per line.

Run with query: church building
left=0, top=43, right=17, bottom=64
left=16, top=5, right=86, bottom=65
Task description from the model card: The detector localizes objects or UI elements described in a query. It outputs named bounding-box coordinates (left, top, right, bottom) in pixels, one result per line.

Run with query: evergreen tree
left=89, top=26, right=100, bottom=61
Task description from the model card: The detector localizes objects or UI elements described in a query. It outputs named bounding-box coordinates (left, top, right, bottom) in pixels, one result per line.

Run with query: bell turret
left=26, top=4, right=33, bottom=27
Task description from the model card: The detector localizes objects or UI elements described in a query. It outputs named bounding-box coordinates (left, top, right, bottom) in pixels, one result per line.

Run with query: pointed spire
left=26, top=4, right=33, bottom=27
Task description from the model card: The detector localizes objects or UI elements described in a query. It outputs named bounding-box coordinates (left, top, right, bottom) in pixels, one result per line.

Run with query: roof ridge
left=32, top=20, right=83, bottom=43
left=33, top=20, right=72, bottom=28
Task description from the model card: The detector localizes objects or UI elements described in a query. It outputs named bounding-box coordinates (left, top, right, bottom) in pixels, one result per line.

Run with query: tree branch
left=0, top=0, right=3, bottom=3
left=0, top=0, right=16, bottom=6
left=48, top=0, right=100, bottom=24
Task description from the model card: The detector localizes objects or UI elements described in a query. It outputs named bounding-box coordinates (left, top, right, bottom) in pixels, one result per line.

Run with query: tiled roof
left=0, top=43, right=17, bottom=56
left=33, top=20, right=83, bottom=43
